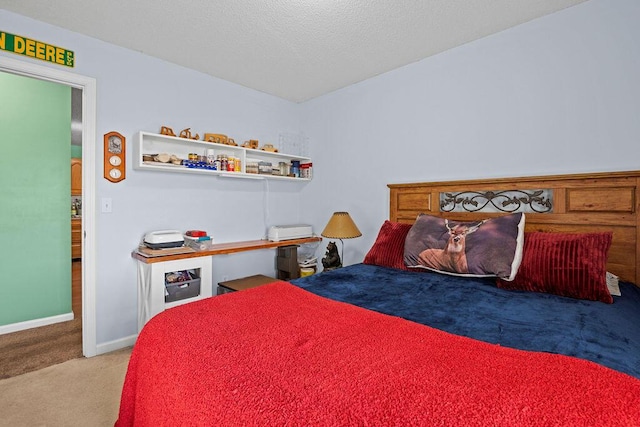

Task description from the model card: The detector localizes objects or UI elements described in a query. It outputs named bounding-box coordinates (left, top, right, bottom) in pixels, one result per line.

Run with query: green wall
left=71, top=145, right=82, bottom=158
left=0, top=72, right=72, bottom=325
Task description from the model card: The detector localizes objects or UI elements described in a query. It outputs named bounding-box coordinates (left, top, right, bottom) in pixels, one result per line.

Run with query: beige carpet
left=0, top=347, right=131, bottom=427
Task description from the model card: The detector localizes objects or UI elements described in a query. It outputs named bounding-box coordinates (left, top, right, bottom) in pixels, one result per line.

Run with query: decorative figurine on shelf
left=260, top=143, right=278, bottom=152
left=204, top=133, right=227, bottom=144
left=322, top=241, right=342, bottom=271
left=242, top=140, right=259, bottom=149
left=160, top=126, right=176, bottom=136
left=179, top=128, right=199, bottom=140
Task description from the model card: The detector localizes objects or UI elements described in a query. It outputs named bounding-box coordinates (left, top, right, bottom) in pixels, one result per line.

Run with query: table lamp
left=321, top=212, right=362, bottom=270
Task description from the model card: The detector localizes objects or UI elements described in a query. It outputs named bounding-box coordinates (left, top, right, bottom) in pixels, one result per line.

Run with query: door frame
left=0, top=55, right=98, bottom=357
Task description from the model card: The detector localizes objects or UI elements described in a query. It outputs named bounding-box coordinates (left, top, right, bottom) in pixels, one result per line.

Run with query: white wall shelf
left=133, top=131, right=312, bottom=181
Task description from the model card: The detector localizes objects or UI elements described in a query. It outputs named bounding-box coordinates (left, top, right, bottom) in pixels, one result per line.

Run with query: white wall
left=0, top=11, right=306, bottom=346
left=2, top=0, right=639, bottom=349
left=300, top=0, right=640, bottom=266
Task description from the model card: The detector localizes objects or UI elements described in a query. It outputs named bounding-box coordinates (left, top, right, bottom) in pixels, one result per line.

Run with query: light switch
left=101, top=197, right=113, bottom=213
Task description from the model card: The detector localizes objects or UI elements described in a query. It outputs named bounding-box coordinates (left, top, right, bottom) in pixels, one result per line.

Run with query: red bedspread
left=116, top=281, right=640, bottom=426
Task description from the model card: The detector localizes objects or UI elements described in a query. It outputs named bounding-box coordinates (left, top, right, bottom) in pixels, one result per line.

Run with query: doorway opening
left=0, top=55, right=97, bottom=357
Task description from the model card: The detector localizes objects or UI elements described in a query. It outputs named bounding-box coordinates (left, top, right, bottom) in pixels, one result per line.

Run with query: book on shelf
left=136, top=245, right=196, bottom=258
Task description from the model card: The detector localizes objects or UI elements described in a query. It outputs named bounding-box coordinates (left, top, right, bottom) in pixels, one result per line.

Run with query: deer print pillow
left=403, top=212, right=525, bottom=280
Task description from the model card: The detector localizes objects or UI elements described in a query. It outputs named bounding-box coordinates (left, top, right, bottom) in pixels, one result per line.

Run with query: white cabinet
left=133, top=131, right=312, bottom=181
left=136, top=256, right=213, bottom=331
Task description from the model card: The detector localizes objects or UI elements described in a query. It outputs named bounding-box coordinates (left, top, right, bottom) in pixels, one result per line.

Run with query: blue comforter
left=292, top=264, right=640, bottom=379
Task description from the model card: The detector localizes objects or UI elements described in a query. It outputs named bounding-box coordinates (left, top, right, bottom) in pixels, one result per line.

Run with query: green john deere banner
left=0, top=31, right=74, bottom=67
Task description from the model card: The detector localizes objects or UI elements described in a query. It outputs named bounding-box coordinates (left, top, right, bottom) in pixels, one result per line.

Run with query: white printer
left=143, top=230, right=185, bottom=249
left=267, top=225, right=313, bottom=242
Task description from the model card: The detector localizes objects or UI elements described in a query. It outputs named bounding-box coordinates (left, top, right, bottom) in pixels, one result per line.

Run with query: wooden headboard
left=388, top=171, right=640, bottom=285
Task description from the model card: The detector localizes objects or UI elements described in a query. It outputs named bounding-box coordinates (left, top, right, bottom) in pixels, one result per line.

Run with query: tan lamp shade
left=321, top=212, right=362, bottom=239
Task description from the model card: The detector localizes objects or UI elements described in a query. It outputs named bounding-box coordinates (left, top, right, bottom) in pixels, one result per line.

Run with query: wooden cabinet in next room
left=71, top=219, right=82, bottom=259
left=71, top=158, right=82, bottom=195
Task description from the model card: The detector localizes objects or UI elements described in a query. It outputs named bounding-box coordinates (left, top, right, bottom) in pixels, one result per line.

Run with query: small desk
left=132, top=237, right=321, bottom=330
left=131, top=237, right=322, bottom=263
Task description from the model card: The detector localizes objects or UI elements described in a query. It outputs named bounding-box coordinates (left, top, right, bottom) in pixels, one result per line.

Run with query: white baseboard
left=0, top=312, right=75, bottom=335
left=95, top=334, right=138, bottom=356
left=0, top=312, right=137, bottom=357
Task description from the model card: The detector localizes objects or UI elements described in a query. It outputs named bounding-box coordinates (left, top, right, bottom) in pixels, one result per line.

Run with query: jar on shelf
left=206, top=149, right=215, bottom=165
left=301, top=162, right=312, bottom=179
left=291, top=160, right=300, bottom=178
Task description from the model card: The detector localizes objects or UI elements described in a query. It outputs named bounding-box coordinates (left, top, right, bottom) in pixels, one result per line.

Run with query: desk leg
left=137, top=262, right=152, bottom=332
left=136, top=261, right=169, bottom=331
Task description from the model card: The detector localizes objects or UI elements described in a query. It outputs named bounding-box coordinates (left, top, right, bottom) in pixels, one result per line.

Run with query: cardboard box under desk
left=217, top=274, right=277, bottom=294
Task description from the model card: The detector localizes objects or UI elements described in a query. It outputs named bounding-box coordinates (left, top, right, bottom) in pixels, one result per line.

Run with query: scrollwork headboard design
left=440, top=189, right=553, bottom=213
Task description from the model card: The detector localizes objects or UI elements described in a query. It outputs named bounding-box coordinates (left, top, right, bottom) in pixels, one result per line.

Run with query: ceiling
left=2, top=0, right=588, bottom=102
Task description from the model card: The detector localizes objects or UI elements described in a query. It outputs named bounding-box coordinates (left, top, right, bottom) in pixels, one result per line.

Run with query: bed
left=116, top=170, right=640, bottom=426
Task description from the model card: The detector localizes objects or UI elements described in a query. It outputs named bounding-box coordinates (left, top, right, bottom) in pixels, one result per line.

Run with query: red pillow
left=497, top=232, right=613, bottom=303
left=363, top=221, right=412, bottom=270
